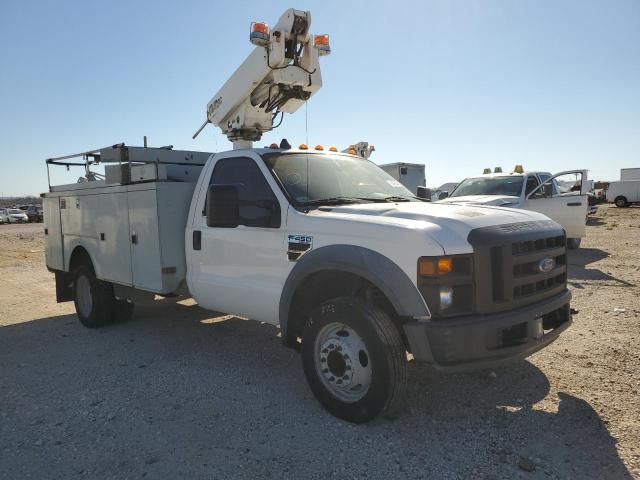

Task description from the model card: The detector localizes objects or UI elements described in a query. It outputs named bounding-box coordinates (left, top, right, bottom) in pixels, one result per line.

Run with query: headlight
left=417, top=255, right=474, bottom=318
left=439, top=286, right=454, bottom=309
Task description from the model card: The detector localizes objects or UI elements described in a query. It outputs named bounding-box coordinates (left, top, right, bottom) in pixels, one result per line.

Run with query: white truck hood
left=302, top=201, right=553, bottom=255
left=437, top=195, right=521, bottom=207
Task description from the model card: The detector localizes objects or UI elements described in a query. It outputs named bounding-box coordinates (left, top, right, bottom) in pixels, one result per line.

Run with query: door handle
left=567, top=202, right=582, bottom=206
left=131, top=232, right=138, bottom=244
left=193, top=230, right=202, bottom=250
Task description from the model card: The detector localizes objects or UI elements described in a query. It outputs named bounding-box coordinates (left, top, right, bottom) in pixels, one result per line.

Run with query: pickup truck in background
left=437, top=168, right=589, bottom=249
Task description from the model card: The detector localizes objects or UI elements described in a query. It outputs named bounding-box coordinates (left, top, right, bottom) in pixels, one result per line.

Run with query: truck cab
left=438, top=168, right=589, bottom=249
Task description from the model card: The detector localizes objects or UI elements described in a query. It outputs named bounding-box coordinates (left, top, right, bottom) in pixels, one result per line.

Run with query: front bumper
left=404, top=290, right=572, bottom=372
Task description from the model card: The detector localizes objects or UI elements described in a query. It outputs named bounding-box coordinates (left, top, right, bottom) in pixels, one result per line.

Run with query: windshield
left=263, top=153, right=416, bottom=206
left=8, top=209, right=21, bottom=214
left=450, top=176, right=524, bottom=197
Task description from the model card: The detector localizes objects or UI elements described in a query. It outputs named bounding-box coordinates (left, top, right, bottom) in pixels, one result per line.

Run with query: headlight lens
left=439, top=286, right=454, bottom=309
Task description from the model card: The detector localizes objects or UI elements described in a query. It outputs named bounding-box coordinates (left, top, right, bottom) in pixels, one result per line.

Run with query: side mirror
left=439, top=191, right=449, bottom=200
left=416, top=186, right=431, bottom=201
left=207, top=185, right=239, bottom=227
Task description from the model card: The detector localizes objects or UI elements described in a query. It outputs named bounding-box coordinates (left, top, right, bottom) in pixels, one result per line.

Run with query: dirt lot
left=1, top=206, right=639, bottom=479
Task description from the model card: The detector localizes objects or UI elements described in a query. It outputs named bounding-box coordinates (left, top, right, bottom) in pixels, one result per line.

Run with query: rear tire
left=73, top=265, right=115, bottom=328
left=614, top=196, right=628, bottom=208
left=301, top=297, right=408, bottom=423
left=567, top=238, right=582, bottom=250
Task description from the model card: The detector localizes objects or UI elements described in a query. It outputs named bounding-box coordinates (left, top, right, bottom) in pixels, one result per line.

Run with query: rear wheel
left=73, top=265, right=115, bottom=328
left=614, top=196, right=628, bottom=208
left=301, top=297, right=408, bottom=423
left=567, top=238, right=582, bottom=250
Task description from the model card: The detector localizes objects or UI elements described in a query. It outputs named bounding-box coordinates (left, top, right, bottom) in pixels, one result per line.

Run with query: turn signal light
left=419, top=257, right=453, bottom=276
left=314, top=34, right=331, bottom=55
left=314, top=144, right=324, bottom=151
left=299, top=144, right=308, bottom=150
left=250, top=22, right=270, bottom=46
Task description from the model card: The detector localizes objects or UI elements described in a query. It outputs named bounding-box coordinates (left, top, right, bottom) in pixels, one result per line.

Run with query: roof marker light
left=329, top=146, right=338, bottom=152
left=494, top=167, right=503, bottom=173
left=299, top=144, right=308, bottom=150
left=483, top=168, right=491, bottom=174
left=314, top=144, right=324, bottom=151
left=514, top=164, right=524, bottom=173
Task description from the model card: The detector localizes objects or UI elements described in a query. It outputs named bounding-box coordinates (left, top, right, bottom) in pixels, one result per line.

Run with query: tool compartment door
left=43, top=197, right=63, bottom=270
left=127, top=188, right=163, bottom=292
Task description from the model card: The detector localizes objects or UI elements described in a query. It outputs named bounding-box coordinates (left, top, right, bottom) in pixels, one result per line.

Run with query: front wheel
left=567, top=238, right=582, bottom=250
left=301, top=297, right=408, bottom=423
left=614, top=196, right=628, bottom=208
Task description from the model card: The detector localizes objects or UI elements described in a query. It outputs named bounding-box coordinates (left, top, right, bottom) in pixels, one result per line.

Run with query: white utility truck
left=43, top=9, right=573, bottom=423
left=607, top=180, right=640, bottom=207
left=378, top=162, right=426, bottom=196
left=438, top=167, right=589, bottom=249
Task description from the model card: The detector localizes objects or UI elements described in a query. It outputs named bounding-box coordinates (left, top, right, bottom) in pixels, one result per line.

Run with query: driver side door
left=523, top=170, right=588, bottom=239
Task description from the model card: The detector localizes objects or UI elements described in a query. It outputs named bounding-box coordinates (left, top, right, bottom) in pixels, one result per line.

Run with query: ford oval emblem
left=538, top=257, right=555, bottom=273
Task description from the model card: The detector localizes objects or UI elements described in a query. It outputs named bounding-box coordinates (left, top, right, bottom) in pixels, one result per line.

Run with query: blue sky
left=1, top=0, right=638, bottom=196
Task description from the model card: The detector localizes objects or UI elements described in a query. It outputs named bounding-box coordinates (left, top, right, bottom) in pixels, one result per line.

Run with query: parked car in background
left=5, top=208, right=29, bottom=223
left=25, top=205, right=44, bottom=222
left=0, top=209, right=9, bottom=224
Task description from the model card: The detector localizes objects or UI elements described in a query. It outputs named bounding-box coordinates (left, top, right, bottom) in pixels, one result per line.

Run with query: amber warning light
left=250, top=22, right=270, bottom=46
left=314, top=34, right=331, bottom=55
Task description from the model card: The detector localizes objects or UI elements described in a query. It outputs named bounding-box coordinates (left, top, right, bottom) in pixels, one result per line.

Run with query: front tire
left=614, top=196, right=628, bottom=208
left=567, top=238, right=582, bottom=250
left=301, top=297, right=408, bottom=423
left=73, top=265, right=115, bottom=328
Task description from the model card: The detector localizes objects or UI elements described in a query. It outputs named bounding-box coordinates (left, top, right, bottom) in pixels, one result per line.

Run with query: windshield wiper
left=299, top=197, right=373, bottom=207
left=380, top=196, right=414, bottom=202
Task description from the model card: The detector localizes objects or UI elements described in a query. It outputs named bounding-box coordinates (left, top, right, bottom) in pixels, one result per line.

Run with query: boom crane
left=193, top=8, right=330, bottom=148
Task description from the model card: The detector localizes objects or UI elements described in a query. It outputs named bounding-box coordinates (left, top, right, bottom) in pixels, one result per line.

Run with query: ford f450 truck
left=42, top=9, right=572, bottom=422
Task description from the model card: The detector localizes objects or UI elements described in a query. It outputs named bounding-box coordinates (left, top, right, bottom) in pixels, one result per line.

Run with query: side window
left=208, top=157, right=281, bottom=228
left=537, top=173, right=558, bottom=196
left=525, top=175, right=540, bottom=196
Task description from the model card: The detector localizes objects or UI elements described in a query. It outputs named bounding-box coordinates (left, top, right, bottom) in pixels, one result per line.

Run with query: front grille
left=468, top=220, right=568, bottom=314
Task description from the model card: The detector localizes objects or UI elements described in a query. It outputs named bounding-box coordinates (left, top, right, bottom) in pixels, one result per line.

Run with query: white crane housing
left=194, top=9, right=329, bottom=147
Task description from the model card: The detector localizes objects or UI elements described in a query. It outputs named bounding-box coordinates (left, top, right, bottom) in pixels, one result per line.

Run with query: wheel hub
left=314, top=323, right=372, bottom=402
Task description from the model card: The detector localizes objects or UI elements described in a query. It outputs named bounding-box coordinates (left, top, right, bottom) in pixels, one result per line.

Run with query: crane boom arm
left=195, top=9, right=330, bottom=146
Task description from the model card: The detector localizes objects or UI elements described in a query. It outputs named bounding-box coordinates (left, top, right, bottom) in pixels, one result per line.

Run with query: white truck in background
left=43, top=9, right=574, bottom=423
left=607, top=180, right=640, bottom=207
left=378, top=163, right=426, bottom=196
left=620, top=168, right=640, bottom=181
left=438, top=167, right=590, bottom=249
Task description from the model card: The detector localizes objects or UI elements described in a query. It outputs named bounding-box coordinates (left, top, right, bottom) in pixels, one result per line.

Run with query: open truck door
left=524, top=170, right=588, bottom=248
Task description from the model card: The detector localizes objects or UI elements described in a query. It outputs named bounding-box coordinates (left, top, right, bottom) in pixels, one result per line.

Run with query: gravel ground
left=0, top=206, right=639, bottom=479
